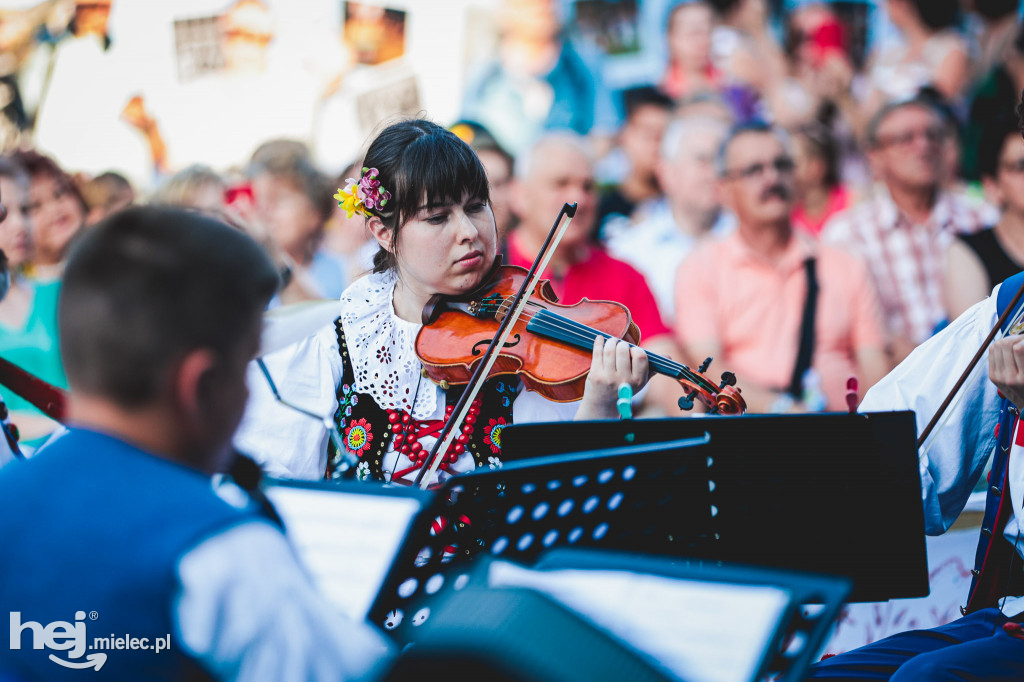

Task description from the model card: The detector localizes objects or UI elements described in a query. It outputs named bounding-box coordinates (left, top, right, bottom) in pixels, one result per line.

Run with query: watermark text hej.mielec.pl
left=10, top=611, right=170, bottom=672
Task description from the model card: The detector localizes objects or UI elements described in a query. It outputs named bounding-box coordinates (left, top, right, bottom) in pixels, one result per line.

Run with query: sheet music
left=488, top=562, right=790, bottom=682
left=265, top=485, right=422, bottom=620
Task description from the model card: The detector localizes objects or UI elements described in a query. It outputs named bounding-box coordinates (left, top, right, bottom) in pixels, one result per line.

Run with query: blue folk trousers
left=806, top=607, right=1024, bottom=680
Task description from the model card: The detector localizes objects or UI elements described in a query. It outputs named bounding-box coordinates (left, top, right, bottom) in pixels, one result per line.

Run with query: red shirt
left=506, top=236, right=672, bottom=344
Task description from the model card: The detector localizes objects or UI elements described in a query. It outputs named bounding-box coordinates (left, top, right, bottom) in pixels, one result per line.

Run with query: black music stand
left=384, top=549, right=848, bottom=682
left=262, top=478, right=440, bottom=622
left=531, top=548, right=849, bottom=682
left=499, top=411, right=928, bottom=602
left=369, top=434, right=717, bottom=643
left=384, top=583, right=677, bottom=682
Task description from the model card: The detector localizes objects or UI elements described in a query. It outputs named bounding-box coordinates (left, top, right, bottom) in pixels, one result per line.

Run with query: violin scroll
left=673, top=361, right=746, bottom=415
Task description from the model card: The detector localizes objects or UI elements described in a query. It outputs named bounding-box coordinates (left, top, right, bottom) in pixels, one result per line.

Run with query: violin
left=412, top=203, right=742, bottom=489
left=416, top=263, right=746, bottom=416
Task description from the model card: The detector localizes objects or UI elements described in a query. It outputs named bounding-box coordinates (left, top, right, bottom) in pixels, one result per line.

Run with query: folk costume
left=235, top=271, right=577, bottom=484
left=808, top=271, right=1024, bottom=679
left=0, top=427, right=391, bottom=681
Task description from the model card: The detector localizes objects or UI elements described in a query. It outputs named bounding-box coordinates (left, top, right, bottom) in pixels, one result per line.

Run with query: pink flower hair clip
left=333, top=167, right=392, bottom=219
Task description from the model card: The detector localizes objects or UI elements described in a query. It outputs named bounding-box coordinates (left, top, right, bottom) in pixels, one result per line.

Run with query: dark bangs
left=365, top=119, right=491, bottom=230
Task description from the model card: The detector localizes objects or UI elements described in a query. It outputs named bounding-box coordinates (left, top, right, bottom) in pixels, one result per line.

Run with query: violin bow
left=917, top=276, right=1024, bottom=451
left=413, top=202, right=578, bottom=489
left=0, top=355, right=66, bottom=422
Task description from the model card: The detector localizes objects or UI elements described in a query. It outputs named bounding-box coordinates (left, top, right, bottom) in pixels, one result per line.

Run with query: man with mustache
left=822, top=97, right=989, bottom=364
left=675, top=122, right=889, bottom=412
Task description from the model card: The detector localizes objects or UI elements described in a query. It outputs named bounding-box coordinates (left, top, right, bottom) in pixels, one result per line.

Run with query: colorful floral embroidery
left=495, top=381, right=514, bottom=408
left=483, top=417, right=507, bottom=454
left=344, top=418, right=373, bottom=457
left=488, top=456, right=502, bottom=470
left=356, top=461, right=371, bottom=481
left=338, top=383, right=359, bottom=418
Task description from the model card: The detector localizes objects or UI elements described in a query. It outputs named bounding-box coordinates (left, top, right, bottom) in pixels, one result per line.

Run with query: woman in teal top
left=0, top=278, right=67, bottom=410
left=0, top=158, right=69, bottom=446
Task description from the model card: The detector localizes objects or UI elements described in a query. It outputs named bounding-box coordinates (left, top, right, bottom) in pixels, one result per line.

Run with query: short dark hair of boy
left=907, top=0, right=960, bottom=31
left=974, top=0, right=1019, bottom=21
left=622, top=86, right=674, bottom=121
left=59, top=207, right=279, bottom=406
left=979, top=115, right=1021, bottom=180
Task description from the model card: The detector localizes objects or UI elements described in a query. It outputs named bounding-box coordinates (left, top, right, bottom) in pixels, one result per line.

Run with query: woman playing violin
left=235, top=119, right=651, bottom=484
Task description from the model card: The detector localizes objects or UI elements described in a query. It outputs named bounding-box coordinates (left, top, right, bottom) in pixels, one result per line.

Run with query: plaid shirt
left=821, top=186, right=991, bottom=344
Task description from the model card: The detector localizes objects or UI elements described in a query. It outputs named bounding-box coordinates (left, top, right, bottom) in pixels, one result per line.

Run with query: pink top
left=674, top=230, right=886, bottom=410
left=661, top=62, right=721, bottom=100
left=791, top=185, right=850, bottom=238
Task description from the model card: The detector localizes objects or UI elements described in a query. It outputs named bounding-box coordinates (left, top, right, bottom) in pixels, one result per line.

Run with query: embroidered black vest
left=327, top=318, right=517, bottom=483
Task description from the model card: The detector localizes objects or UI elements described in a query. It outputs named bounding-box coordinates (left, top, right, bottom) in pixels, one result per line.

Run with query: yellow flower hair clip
left=334, top=167, right=391, bottom=219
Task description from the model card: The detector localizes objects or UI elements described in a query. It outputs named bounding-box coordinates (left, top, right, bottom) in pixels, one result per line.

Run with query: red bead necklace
left=389, top=398, right=483, bottom=481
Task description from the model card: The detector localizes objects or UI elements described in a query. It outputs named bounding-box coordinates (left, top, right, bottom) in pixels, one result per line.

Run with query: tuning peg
left=719, top=372, right=736, bottom=389
left=678, top=390, right=697, bottom=411
left=698, top=357, right=712, bottom=373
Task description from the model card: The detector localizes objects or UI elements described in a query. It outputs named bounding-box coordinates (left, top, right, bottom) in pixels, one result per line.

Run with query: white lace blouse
left=234, top=272, right=578, bottom=482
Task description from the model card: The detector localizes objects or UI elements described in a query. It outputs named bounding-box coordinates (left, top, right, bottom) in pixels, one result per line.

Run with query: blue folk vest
left=0, top=428, right=260, bottom=680
left=966, top=270, right=1024, bottom=613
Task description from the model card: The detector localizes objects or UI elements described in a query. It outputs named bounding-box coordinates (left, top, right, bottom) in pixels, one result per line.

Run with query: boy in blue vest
left=806, top=274, right=1024, bottom=677
left=0, top=207, right=392, bottom=680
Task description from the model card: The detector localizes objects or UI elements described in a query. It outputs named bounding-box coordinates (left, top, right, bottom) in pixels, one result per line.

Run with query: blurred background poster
left=343, top=1, right=406, bottom=65
left=172, top=14, right=224, bottom=83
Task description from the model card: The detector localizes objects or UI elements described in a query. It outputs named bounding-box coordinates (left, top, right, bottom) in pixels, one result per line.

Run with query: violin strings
left=480, top=302, right=691, bottom=376
left=530, top=313, right=707, bottom=387
left=475, top=302, right=714, bottom=391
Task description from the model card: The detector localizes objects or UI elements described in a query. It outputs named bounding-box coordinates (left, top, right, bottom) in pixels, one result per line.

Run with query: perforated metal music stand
left=499, top=411, right=928, bottom=602
left=382, top=548, right=849, bottom=682
left=368, top=434, right=715, bottom=643
left=531, top=548, right=850, bottom=682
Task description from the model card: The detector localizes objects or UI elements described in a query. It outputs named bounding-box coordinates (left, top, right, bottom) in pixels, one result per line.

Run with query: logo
left=9, top=611, right=170, bottom=672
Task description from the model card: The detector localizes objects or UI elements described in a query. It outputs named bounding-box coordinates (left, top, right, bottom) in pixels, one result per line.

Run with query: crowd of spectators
left=2, top=0, right=1024, bottom=442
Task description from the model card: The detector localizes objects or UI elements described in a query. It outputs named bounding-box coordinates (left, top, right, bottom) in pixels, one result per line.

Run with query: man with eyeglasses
left=822, top=97, right=988, bottom=364
left=806, top=95, right=1024, bottom=682
left=674, top=122, right=889, bottom=413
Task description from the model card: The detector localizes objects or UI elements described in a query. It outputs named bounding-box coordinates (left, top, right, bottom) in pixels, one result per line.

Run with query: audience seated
left=0, top=156, right=65, bottom=445
left=790, top=122, right=850, bottom=238
left=822, top=98, right=988, bottom=363
left=661, top=1, right=720, bottom=101
left=507, top=131, right=683, bottom=416
left=946, top=115, right=1024, bottom=319
left=11, top=149, right=87, bottom=283
left=604, top=114, right=732, bottom=323
left=460, top=0, right=618, bottom=156
left=676, top=122, right=889, bottom=413
left=594, top=86, right=673, bottom=237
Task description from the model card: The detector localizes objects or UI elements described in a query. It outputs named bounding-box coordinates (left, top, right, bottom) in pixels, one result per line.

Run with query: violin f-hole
left=472, top=334, right=521, bottom=356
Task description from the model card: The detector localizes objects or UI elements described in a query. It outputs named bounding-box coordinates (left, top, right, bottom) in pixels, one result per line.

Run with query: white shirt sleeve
left=234, top=325, right=343, bottom=480
left=859, top=291, right=1002, bottom=535
left=175, top=521, right=394, bottom=682
left=513, top=387, right=580, bottom=424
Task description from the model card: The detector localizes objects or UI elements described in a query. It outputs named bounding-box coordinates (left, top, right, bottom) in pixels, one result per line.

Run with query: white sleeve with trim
left=859, top=292, right=1002, bottom=535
